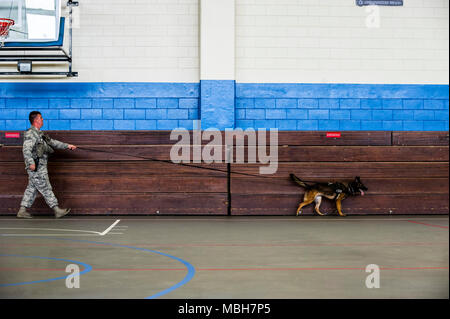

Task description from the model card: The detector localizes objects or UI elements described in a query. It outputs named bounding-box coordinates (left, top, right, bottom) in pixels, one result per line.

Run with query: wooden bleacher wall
left=0, top=131, right=448, bottom=216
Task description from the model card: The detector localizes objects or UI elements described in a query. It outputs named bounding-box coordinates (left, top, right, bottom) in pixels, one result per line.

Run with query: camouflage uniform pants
left=20, top=167, right=58, bottom=209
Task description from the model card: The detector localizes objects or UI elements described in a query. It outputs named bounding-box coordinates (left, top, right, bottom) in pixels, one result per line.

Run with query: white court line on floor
left=0, top=219, right=123, bottom=237
left=99, top=220, right=121, bottom=236
left=1, top=233, right=124, bottom=237
left=1, top=234, right=104, bottom=237
left=0, top=228, right=102, bottom=235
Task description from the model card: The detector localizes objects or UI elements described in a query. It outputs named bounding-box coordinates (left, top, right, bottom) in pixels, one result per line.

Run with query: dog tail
left=290, top=173, right=310, bottom=188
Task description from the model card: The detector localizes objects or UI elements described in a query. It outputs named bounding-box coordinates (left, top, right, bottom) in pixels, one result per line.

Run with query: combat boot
left=53, top=206, right=71, bottom=219
left=17, top=206, right=32, bottom=219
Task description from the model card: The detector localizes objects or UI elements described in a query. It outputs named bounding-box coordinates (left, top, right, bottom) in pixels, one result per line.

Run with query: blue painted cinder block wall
left=236, top=83, right=449, bottom=131
left=0, top=83, right=199, bottom=131
left=0, top=82, right=448, bottom=131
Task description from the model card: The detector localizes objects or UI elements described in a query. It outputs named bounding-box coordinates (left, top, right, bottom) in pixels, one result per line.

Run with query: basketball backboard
left=0, top=0, right=61, bottom=43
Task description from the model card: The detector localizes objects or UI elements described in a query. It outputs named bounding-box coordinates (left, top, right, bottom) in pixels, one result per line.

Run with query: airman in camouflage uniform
left=17, top=111, right=77, bottom=219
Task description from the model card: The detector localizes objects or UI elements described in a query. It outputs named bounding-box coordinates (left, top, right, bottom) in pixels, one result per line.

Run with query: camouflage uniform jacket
left=23, top=126, right=69, bottom=170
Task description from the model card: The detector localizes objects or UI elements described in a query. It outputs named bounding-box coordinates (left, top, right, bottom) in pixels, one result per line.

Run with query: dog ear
left=356, top=176, right=361, bottom=181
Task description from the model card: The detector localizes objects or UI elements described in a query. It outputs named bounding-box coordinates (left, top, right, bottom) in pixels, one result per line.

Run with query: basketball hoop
left=0, top=18, right=15, bottom=47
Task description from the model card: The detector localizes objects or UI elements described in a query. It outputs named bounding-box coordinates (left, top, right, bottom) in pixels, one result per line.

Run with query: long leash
left=77, top=146, right=280, bottom=180
left=77, top=146, right=319, bottom=184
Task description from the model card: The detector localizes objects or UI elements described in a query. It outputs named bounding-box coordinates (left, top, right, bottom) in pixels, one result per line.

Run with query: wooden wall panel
left=3, top=145, right=448, bottom=162
left=1, top=131, right=185, bottom=146
left=0, top=130, right=448, bottom=216
left=0, top=175, right=226, bottom=194
left=0, top=194, right=228, bottom=215
left=232, top=146, right=448, bottom=162
left=231, top=162, right=449, bottom=179
left=0, top=130, right=393, bottom=146
left=0, top=130, right=228, bottom=216
left=230, top=131, right=449, bottom=216
left=231, top=178, right=449, bottom=195
left=392, top=131, right=449, bottom=146
left=231, top=194, right=449, bottom=215
left=0, top=146, right=225, bottom=162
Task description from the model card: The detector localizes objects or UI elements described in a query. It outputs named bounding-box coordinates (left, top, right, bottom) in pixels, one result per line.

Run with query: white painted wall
left=2, top=0, right=449, bottom=84
left=236, top=0, right=449, bottom=84
left=71, top=0, right=199, bottom=82
left=200, top=0, right=235, bottom=80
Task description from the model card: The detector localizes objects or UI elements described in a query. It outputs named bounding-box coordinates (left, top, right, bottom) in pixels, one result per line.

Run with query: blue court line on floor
left=0, top=254, right=92, bottom=287
left=0, top=237, right=196, bottom=299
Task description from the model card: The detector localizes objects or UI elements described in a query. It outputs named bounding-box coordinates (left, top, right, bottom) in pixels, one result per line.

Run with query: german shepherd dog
left=290, top=174, right=368, bottom=217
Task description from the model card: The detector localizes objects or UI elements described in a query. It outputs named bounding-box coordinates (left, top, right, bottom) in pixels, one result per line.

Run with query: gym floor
left=0, top=215, right=448, bottom=299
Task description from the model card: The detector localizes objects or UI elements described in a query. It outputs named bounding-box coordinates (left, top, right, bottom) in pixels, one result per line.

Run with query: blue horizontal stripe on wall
left=0, top=82, right=448, bottom=131
left=0, top=82, right=200, bottom=131
left=235, top=83, right=449, bottom=131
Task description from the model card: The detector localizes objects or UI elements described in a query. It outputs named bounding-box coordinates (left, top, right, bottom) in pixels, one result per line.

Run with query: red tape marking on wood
left=326, top=132, right=341, bottom=138
left=5, top=132, right=20, bottom=138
